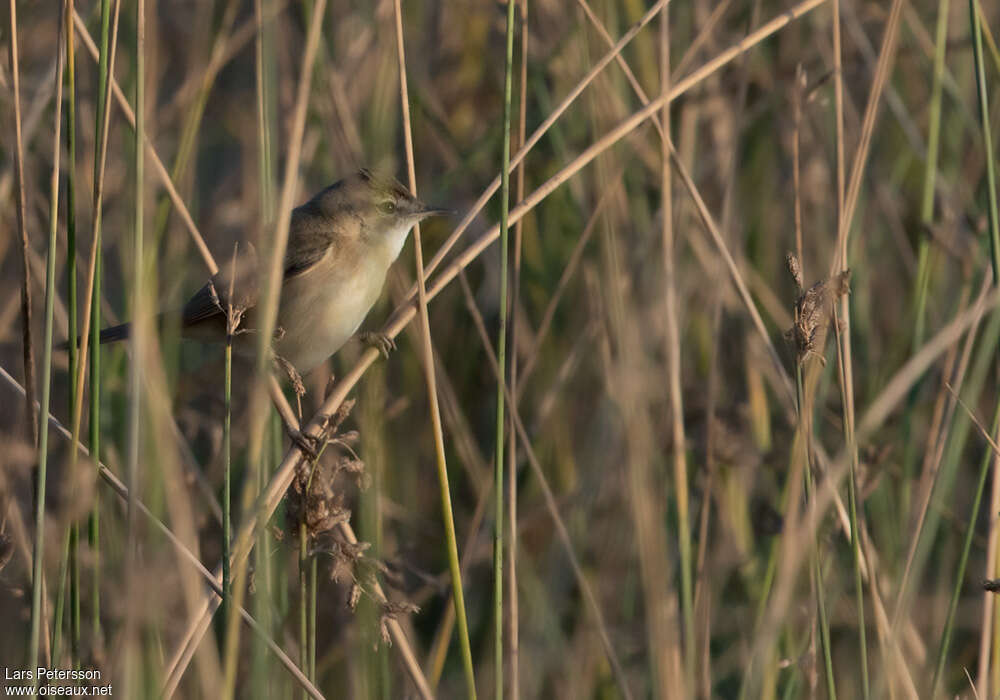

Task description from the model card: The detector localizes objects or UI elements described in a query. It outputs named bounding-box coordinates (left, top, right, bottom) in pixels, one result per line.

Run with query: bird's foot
left=286, top=427, right=322, bottom=461
left=359, top=331, right=396, bottom=359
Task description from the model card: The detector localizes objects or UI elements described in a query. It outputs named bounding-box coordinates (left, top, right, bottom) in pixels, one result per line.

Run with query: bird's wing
left=182, top=242, right=260, bottom=327
left=283, top=203, right=340, bottom=278
left=180, top=282, right=226, bottom=326
left=181, top=204, right=338, bottom=327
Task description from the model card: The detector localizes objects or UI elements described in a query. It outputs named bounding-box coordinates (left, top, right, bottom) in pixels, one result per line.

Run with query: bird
left=90, top=168, right=449, bottom=375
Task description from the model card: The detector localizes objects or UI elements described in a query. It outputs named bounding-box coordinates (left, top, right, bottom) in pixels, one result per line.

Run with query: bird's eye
left=378, top=200, right=397, bottom=214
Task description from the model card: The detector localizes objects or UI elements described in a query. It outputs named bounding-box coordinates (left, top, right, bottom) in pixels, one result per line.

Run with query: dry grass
left=4, top=0, right=1000, bottom=698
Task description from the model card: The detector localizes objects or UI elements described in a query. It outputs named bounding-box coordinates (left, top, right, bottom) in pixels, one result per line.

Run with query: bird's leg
left=285, top=422, right=321, bottom=460
left=272, top=353, right=330, bottom=461
left=282, top=412, right=335, bottom=462
left=358, top=330, right=396, bottom=359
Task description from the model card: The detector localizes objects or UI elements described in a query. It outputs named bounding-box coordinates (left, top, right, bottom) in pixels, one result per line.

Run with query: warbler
left=92, top=169, right=449, bottom=372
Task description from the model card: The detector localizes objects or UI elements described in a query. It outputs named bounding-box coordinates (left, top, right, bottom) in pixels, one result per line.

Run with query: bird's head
left=311, top=169, right=450, bottom=260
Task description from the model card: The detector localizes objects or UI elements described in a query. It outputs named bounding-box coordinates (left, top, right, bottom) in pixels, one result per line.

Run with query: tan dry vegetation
left=3, top=0, right=1000, bottom=698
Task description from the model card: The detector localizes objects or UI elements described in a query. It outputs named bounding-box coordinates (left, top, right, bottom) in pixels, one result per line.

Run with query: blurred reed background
left=3, top=0, right=1000, bottom=698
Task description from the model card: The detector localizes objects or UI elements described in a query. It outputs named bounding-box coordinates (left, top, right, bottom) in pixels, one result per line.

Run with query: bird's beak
left=414, top=202, right=454, bottom=219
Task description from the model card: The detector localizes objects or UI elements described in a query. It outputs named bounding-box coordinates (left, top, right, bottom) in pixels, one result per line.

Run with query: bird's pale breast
left=272, top=245, right=389, bottom=371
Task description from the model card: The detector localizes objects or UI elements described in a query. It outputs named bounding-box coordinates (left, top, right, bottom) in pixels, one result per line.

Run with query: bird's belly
left=272, top=264, right=383, bottom=372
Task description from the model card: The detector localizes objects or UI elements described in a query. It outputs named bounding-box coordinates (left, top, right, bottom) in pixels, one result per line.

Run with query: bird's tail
left=98, top=322, right=132, bottom=344
left=57, top=322, right=132, bottom=351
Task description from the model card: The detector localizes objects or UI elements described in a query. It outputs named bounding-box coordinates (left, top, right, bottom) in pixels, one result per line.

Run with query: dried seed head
left=785, top=252, right=804, bottom=292
left=285, top=400, right=366, bottom=538
left=378, top=600, right=420, bottom=648
left=348, top=583, right=362, bottom=611
left=786, top=269, right=851, bottom=365
left=327, top=538, right=370, bottom=584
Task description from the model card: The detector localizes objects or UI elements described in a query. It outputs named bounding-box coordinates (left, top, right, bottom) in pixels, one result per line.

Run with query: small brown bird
left=94, top=169, right=449, bottom=372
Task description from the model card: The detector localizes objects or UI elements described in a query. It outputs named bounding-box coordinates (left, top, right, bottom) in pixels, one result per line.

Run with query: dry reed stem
left=253, top=10, right=325, bottom=335
left=603, top=190, right=685, bottom=699
left=414, top=324, right=490, bottom=488
left=911, top=283, right=968, bottom=510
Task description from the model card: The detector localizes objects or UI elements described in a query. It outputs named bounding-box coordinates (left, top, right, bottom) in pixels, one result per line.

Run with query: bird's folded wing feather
left=283, top=202, right=339, bottom=278
left=181, top=203, right=337, bottom=326
left=182, top=242, right=260, bottom=327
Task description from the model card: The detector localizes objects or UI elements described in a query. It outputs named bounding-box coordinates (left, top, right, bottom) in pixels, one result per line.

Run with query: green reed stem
left=299, top=521, right=308, bottom=699
left=493, top=0, right=517, bottom=697
left=32, top=6, right=66, bottom=675
left=309, top=556, right=317, bottom=682
left=52, top=538, right=69, bottom=665
left=971, top=0, right=1000, bottom=281
left=796, top=366, right=837, bottom=700
left=60, top=0, right=82, bottom=668
left=222, top=336, right=232, bottom=628
left=930, top=401, right=999, bottom=696
left=88, top=0, right=112, bottom=651
left=901, top=0, right=949, bottom=542
left=252, top=0, right=276, bottom=691
left=834, top=321, right=869, bottom=700
left=122, top=1, right=144, bottom=692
